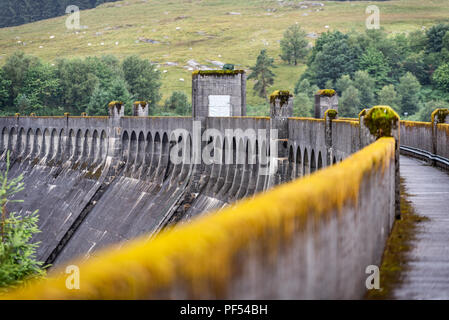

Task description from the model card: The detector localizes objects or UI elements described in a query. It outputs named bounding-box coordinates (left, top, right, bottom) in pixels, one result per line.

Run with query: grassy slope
left=1, top=0, right=449, bottom=107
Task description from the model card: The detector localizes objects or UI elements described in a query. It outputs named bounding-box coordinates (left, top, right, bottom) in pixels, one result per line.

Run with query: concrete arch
left=68, top=129, right=76, bottom=160
left=136, top=131, right=145, bottom=167
left=100, top=130, right=107, bottom=161
left=35, top=128, right=43, bottom=158
left=42, top=128, right=50, bottom=158
left=296, top=146, right=302, bottom=178
left=75, top=129, right=83, bottom=161
left=303, top=148, right=309, bottom=176
left=90, top=130, right=98, bottom=163
left=318, top=151, right=323, bottom=170
left=1, top=127, right=8, bottom=153
left=8, top=127, right=17, bottom=154
left=129, top=131, right=138, bottom=165
left=25, top=128, right=34, bottom=158
left=18, top=128, right=26, bottom=155
left=57, top=129, right=65, bottom=161
left=311, top=149, right=316, bottom=174
left=49, top=128, right=58, bottom=160
left=287, top=145, right=295, bottom=181
left=82, top=130, right=91, bottom=159
left=121, top=131, right=129, bottom=162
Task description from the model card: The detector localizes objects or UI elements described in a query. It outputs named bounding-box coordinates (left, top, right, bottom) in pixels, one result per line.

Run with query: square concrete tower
left=314, top=89, right=338, bottom=118
left=192, top=70, right=246, bottom=119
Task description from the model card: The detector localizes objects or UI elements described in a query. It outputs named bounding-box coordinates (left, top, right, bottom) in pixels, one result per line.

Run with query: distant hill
left=1, top=0, right=449, bottom=106
left=0, top=0, right=119, bottom=28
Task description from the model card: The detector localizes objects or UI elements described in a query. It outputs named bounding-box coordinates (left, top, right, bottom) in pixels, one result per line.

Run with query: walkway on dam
left=392, top=156, right=449, bottom=299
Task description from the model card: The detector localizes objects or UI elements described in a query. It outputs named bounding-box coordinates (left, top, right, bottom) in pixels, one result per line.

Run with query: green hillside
left=1, top=0, right=449, bottom=106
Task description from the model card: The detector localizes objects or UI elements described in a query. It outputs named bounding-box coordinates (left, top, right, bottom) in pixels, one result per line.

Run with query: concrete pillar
left=192, top=70, right=246, bottom=118
left=360, top=105, right=401, bottom=220
left=324, top=109, right=338, bottom=166
left=107, top=101, right=124, bottom=172
left=431, top=108, right=449, bottom=157
left=108, top=101, right=124, bottom=118
left=133, top=101, right=149, bottom=117
left=314, top=89, right=338, bottom=119
left=268, top=91, right=293, bottom=186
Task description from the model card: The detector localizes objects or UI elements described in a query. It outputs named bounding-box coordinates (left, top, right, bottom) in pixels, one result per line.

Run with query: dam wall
left=6, top=136, right=398, bottom=299
left=0, top=108, right=370, bottom=266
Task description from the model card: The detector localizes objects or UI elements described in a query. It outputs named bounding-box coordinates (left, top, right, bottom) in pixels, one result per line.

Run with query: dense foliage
left=0, top=152, right=46, bottom=292
left=297, top=25, right=449, bottom=120
left=0, top=0, right=118, bottom=28
left=0, top=52, right=161, bottom=116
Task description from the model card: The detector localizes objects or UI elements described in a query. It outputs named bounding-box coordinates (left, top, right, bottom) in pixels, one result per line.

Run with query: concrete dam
left=0, top=71, right=359, bottom=267
left=7, top=69, right=449, bottom=299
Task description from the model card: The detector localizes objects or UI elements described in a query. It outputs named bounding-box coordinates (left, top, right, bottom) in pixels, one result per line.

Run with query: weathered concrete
left=392, top=156, right=449, bottom=299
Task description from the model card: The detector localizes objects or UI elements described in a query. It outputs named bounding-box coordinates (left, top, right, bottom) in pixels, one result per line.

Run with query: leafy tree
left=86, top=78, right=131, bottom=116
left=432, top=63, right=449, bottom=91
left=408, top=30, right=428, bottom=52
left=122, top=55, right=161, bottom=110
left=357, top=47, right=391, bottom=89
left=417, top=100, right=449, bottom=122
left=403, top=51, right=429, bottom=85
left=56, top=58, right=99, bottom=115
left=293, top=93, right=313, bottom=117
left=307, top=31, right=362, bottom=87
left=339, top=85, right=361, bottom=117
left=353, top=70, right=375, bottom=108
left=335, top=74, right=353, bottom=95
left=164, top=91, right=191, bottom=116
left=324, top=79, right=334, bottom=90
left=397, top=72, right=422, bottom=116
left=426, top=23, right=449, bottom=53
left=16, top=63, right=61, bottom=115
left=378, top=84, right=401, bottom=113
left=280, top=24, right=309, bottom=65
left=294, top=78, right=318, bottom=98
left=0, top=70, right=11, bottom=110
left=248, top=49, right=276, bottom=100
left=0, top=152, right=46, bottom=292
left=1, top=51, right=39, bottom=104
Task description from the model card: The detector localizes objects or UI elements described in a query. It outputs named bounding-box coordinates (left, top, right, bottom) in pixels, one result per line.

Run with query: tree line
left=0, top=0, right=118, bottom=28
left=247, top=23, right=449, bottom=121
left=0, top=52, right=191, bottom=116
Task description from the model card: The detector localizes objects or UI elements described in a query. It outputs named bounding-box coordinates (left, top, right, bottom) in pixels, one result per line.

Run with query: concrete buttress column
left=360, top=105, right=401, bottom=220
left=431, top=108, right=449, bottom=158
left=268, top=90, right=293, bottom=187
left=324, top=109, right=338, bottom=166
left=107, top=101, right=124, bottom=174
left=314, top=89, right=338, bottom=119
left=133, top=101, right=149, bottom=117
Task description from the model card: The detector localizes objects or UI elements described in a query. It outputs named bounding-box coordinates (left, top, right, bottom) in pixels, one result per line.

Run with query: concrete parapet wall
left=4, top=138, right=397, bottom=299
left=0, top=109, right=394, bottom=267
left=400, top=121, right=433, bottom=153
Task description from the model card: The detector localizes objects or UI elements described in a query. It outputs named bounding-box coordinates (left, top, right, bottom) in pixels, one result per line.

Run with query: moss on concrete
left=324, top=109, right=338, bottom=121
left=192, top=70, right=244, bottom=77
left=431, top=108, right=449, bottom=124
left=363, top=106, right=400, bottom=138
left=366, top=178, right=428, bottom=300
left=316, top=89, right=336, bottom=97
left=270, top=90, right=292, bottom=106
